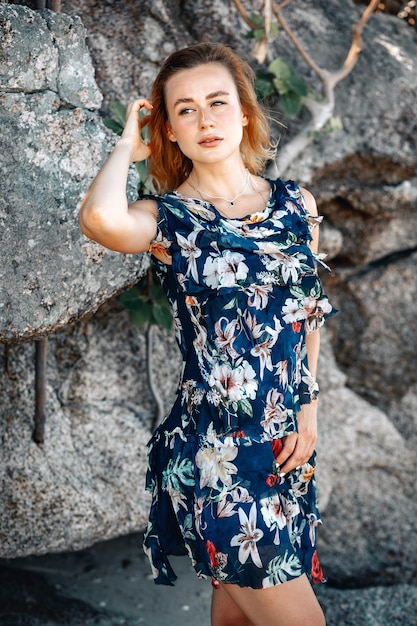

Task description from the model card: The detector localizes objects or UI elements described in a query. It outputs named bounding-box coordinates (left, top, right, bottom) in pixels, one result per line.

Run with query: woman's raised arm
left=79, top=99, right=158, bottom=254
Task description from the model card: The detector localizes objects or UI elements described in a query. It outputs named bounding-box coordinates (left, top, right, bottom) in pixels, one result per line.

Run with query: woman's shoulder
left=268, top=177, right=317, bottom=217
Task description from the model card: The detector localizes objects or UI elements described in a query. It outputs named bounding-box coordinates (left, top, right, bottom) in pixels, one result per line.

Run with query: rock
left=316, top=584, right=417, bottom=626
left=326, top=252, right=417, bottom=404
left=0, top=4, right=147, bottom=343
left=1, top=1, right=417, bottom=600
left=0, top=299, right=180, bottom=558
left=317, top=381, right=416, bottom=586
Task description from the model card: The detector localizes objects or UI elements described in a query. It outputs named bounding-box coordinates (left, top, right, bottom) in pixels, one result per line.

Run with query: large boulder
left=0, top=300, right=181, bottom=557
left=1, top=3, right=417, bottom=607
left=0, top=4, right=146, bottom=343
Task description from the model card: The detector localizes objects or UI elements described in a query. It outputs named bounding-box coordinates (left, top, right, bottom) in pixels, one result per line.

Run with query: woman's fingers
left=120, top=99, right=153, bottom=161
left=274, top=433, right=297, bottom=469
left=127, top=97, right=153, bottom=114
left=274, top=431, right=316, bottom=475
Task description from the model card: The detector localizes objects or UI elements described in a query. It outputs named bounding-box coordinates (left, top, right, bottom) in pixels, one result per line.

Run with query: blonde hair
left=148, top=43, right=273, bottom=193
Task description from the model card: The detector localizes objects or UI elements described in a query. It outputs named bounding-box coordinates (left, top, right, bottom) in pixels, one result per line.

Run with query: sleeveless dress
left=142, top=178, right=335, bottom=589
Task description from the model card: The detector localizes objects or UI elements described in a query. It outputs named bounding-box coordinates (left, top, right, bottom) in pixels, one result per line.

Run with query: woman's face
left=164, top=63, right=248, bottom=168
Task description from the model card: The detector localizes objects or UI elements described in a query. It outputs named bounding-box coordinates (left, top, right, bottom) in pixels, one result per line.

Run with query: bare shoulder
left=299, top=186, right=318, bottom=217
left=128, top=197, right=158, bottom=219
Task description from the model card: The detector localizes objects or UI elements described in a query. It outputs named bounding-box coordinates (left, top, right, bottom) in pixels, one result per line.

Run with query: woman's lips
left=198, top=136, right=223, bottom=147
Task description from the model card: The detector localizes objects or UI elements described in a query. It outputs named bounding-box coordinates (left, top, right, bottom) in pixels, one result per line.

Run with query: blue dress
left=143, top=178, right=335, bottom=589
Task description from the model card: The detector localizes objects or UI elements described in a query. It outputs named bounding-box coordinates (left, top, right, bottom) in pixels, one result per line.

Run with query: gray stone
left=0, top=4, right=147, bottom=343
left=316, top=584, right=417, bottom=626
left=326, top=251, right=417, bottom=404
left=0, top=299, right=180, bottom=558
left=1, top=3, right=417, bottom=607
left=316, top=381, right=416, bottom=586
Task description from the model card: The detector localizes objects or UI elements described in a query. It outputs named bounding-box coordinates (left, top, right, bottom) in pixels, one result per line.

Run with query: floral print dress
left=143, top=178, right=334, bottom=589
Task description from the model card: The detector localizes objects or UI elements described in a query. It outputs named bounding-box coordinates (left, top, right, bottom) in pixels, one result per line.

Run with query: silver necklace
left=188, top=169, right=251, bottom=206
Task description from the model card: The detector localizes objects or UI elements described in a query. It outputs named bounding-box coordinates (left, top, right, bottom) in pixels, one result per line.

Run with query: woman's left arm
left=274, top=187, right=321, bottom=474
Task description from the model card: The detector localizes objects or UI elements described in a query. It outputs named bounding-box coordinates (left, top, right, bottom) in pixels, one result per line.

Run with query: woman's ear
left=242, top=110, right=249, bottom=127
left=167, top=126, right=177, bottom=142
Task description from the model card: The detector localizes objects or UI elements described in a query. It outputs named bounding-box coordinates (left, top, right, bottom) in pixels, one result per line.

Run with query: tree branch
left=269, top=0, right=379, bottom=176
left=231, top=0, right=256, bottom=28
left=272, top=5, right=326, bottom=80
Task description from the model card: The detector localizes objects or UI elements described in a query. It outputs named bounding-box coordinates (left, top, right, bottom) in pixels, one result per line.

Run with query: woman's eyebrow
left=173, top=90, right=230, bottom=109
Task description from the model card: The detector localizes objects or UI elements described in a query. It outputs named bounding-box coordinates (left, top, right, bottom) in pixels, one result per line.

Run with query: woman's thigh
left=218, top=574, right=325, bottom=626
left=211, top=583, right=253, bottom=626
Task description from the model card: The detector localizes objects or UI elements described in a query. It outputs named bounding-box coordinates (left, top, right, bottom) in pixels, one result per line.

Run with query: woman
left=80, top=43, right=334, bottom=626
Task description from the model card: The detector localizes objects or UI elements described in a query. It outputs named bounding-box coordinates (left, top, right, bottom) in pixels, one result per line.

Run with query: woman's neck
left=186, top=159, right=248, bottom=199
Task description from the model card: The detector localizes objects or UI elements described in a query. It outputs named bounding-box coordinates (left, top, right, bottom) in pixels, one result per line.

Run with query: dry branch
left=231, top=0, right=379, bottom=176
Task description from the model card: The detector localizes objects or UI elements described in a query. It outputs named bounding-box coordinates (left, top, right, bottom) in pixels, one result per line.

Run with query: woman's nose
left=199, top=109, right=214, bottom=129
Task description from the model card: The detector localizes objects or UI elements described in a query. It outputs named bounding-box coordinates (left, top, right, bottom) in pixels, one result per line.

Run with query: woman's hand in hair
left=121, top=98, right=153, bottom=163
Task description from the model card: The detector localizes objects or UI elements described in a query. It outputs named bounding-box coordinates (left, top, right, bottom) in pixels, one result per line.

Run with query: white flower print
left=275, top=360, right=289, bottom=388
left=206, top=388, right=222, bottom=406
left=217, top=486, right=253, bottom=518
left=164, top=426, right=187, bottom=450
left=260, top=494, right=287, bottom=544
left=265, top=315, right=284, bottom=344
left=250, top=339, right=274, bottom=380
left=214, top=317, right=241, bottom=359
left=261, top=388, right=288, bottom=437
left=203, top=251, right=249, bottom=289
left=230, top=503, right=264, bottom=568
left=195, top=442, right=238, bottom=490
left=293, top=339, right=303, bottom=385
left=194, top=496, right=207, bottom=539
left=176, top=229, right=202, bottom=282
left=269, top=209, right=286, bottom=228
left=243, top=310, right=265, bottom=340
left=209, top=360, right=258, bottom=403
left=307, top=513, right=320, bottom=547
left=281, top=495, right=300, bottom=520
left=171, top=300, right=183, bottom=345
left=282, top=298, right=307, bottom=324
left=301, top=363, right=319, bottom=400
left=256, top=242, right=306, bottom=283
left=305, top=297, right=333, bottom=333
left=245, top=284, right=273, bottom=310
left=290, top=461, right=316, bottom=496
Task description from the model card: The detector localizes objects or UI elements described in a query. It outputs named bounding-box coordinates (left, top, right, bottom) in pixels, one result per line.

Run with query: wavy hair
left=148, top=43, right=273, bottom=193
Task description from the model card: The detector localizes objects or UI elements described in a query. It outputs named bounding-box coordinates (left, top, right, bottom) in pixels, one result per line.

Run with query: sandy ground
left=0, top=532, right=213, bottom=626
left=2, top=532, right=417, bottom=626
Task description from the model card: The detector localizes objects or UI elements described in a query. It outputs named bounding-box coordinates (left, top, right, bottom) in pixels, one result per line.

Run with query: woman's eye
left=179, top=107, right=194, bottom=115
left=211, top=100, right=226, bottom=107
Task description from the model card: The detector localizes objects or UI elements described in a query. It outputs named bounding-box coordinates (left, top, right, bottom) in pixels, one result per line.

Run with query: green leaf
left=129, top=305, right=153, bottom=327
left=239, top=398, right=253, bottom=418
left=109, top=101, right=127, bottom=128
left=250, top=12, right=264, bottom=27
left=152, top=302, right=173, bottom=330
left=103, top=118, right=123, bottom=135
left=149, top=284, right=168, bottom=305
left=286, top=72, right=308, bottom=97
left=118, top=287, right=143, bottom=309
left=255, top=76, right=276, bottom=100
left=280, top=92, right=302, bottom=116
left=272, top=76, right=290, bottom=96
left=270, top=23, right=278, bottom=38
left=254, top=27, right=265, bottom=41
left=268, top=57, right=291, bottom=81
